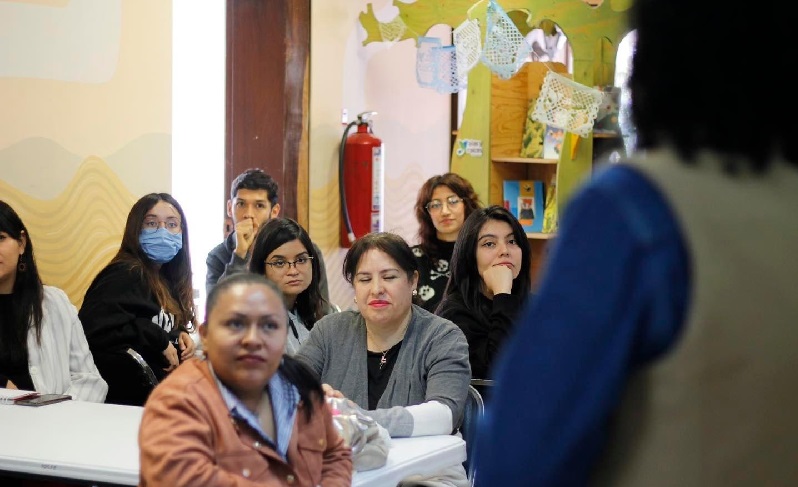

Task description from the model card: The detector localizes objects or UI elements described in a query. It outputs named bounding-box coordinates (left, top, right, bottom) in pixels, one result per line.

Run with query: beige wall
left=0, top=0, right=172, bottom=305
left=0, top=0, right=450, bottom=310
left=309, top=0, right=451, bottom=308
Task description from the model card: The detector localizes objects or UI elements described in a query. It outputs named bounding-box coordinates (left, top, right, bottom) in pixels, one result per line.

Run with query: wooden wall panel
left=225, top=0, right=309, bottom=227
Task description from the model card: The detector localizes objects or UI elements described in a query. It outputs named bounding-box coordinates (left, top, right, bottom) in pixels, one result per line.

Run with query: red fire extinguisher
left=339, top=111, right=384, bottom=248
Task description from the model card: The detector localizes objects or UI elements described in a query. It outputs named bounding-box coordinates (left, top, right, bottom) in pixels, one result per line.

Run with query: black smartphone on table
left=15, top=394, right=72, bottom=407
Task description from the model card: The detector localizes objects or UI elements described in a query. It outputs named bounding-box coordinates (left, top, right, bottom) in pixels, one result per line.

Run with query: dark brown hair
left=343, top=232, right=418, bottom=283
left=112, top=193, right=195, bottom=329
left=414, top=173, right=481, bottom=257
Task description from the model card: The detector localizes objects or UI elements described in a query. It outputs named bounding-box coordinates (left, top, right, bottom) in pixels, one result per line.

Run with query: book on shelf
left=542, top=172, right=558, bottom=234
left=542, top=125, right=565, bottom=160
left=519, top=98, right=545, bottom=158
left=503, top=179, right=546, bottom=233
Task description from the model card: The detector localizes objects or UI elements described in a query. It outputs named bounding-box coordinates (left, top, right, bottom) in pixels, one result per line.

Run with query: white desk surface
left=352, top=435, right=466, bottom=487
left=0, top=399, right=142, bottom=485
left=0, top=398, right=465, bottom=487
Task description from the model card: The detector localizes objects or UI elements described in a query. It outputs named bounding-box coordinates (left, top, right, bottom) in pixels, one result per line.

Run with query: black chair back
left=93, top=348, right=160, bottom=406
left=461, top=384, right=485, bottom=486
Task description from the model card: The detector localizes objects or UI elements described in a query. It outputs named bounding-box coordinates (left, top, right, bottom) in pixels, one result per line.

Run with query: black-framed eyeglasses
left=264, top=256, right=314, bottom=270
left=426, top=196, right=463, bottom=213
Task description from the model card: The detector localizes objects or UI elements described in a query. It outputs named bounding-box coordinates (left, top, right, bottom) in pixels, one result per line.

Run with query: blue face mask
left=139, top=228, right=183, bottom=264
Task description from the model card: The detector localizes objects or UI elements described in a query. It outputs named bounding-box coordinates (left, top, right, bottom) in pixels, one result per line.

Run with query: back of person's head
left=205, top=272, right=323, bottom=419
left=630, top=0, right=795, bottom=170
left=0, top=200, right=44, bottom=343
left=249, top=218, right=326, bottom=327
left=414, top=173, right=481, bottom=253
left=230, top=168, right=279, bottom=207
left=444, top=205, right=531, bottom=309
left=115, top=193, right=195, bottom=326
left=343, top=232, right=418, bottom=283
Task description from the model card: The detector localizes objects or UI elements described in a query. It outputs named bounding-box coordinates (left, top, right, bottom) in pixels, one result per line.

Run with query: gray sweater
left=296, top=305, right=471, bottom=437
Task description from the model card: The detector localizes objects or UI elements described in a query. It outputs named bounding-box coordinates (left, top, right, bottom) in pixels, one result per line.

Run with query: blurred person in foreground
left=139, top=273, right=351, bottom=487
left=475, top=0, right=798, bottom=485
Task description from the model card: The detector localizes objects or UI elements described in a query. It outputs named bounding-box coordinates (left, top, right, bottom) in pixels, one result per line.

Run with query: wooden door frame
left=224, top=0, right=310, bottom=233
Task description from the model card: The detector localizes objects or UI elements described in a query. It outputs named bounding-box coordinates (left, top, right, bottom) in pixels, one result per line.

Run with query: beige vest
left=593, top=149, right=798, bottom=486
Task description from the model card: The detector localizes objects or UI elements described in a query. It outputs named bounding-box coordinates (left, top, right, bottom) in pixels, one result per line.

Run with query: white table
left=0, top=399, right=465, bottom=486
left=0, top=400, right=142, bottom=485
left=352, top=435, right=466, bottom=487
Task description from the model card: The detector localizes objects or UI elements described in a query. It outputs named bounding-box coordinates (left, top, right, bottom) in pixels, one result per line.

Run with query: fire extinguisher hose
left=339, top=120, right=359, bottom=245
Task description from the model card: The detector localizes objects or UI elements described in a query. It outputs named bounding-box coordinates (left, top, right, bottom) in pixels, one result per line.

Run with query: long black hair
left=205, top=272, right=324, bottom=420
left=438, top=206, right=531, bottom=323
left=111, top=193, right=195, bottom=329
left=248, top=218, right=327, bottom=328
left=0, top=201, right=44, bottom=363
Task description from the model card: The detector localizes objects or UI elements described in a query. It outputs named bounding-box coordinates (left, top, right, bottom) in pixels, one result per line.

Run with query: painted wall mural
left=0, top=0, right=172, bottom=306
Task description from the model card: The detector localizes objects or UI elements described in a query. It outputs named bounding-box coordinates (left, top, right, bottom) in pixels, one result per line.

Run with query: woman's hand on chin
left=482, top=265, right=514, bottom=296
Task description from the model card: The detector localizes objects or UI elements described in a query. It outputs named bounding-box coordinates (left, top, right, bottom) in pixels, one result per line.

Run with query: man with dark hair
left=205, top=169, right=329, bottom=302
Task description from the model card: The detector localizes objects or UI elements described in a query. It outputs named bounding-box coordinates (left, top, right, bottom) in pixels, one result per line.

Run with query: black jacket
left=437, top=290, right=523, bottom=380
left=79, top=261, right=181, bottom=372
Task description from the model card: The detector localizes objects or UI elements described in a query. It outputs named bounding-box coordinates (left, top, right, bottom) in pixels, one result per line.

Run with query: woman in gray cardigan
left=296, top=232, right=471, bottom=486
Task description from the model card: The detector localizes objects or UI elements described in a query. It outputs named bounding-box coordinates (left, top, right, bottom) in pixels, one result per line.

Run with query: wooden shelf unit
left=488, top=62, right=570, bottom=285
left=491, top=156, right=558, bottom=165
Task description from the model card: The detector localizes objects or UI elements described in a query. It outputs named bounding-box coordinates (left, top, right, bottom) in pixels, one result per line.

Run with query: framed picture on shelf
left=543, top=125, right=565, bottom=160
left=503, top=180, right=546, bottom=233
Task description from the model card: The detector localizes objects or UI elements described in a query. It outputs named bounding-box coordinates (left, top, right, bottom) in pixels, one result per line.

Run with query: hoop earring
left=17, top=262, right=26, bottom=272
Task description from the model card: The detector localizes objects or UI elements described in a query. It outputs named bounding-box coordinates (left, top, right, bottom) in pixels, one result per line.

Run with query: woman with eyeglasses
left=412, top=173, right=481, bottom=313
left=248, top=218, right=328, bottom=355
left=79, top=193, right=196, bottom=405
left=437, top=206, right=532, bottom=383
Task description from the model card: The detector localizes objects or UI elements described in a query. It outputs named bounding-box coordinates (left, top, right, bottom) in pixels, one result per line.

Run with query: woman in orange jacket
left=138, top=272, right=352, bottom=487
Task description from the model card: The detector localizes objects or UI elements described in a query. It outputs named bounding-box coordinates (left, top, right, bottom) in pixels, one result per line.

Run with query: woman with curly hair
left=412, top=173, right=481, bottom=313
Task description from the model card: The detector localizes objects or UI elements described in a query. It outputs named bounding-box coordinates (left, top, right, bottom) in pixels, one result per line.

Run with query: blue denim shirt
left=211, top=365, right=300, bottom=461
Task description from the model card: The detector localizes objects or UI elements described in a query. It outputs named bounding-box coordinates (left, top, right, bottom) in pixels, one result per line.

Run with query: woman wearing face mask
left=248, top=218, right=328, bottom=356
left=79, top=193, right=196, bottom=405
left=437, top=206, right=532, bottom=384
left=412, top=173, right=481, bottom=313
